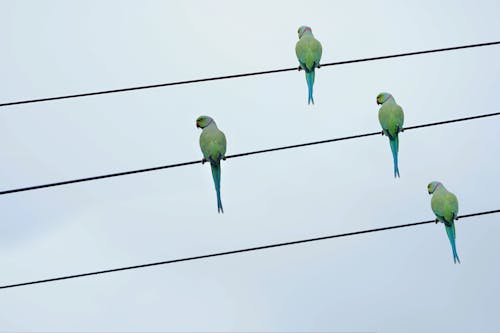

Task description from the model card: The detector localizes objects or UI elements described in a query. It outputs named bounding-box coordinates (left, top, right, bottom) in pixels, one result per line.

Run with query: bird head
left=427, top=181, right=442, bottom=194
left=297, top=25, right=312, bottom=38
left=376, top=92, right=393, bottom=105
left=196, top=115, right=214, bottom=129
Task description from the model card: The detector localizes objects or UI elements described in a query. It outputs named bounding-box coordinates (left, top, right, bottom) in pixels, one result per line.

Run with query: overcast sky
left=0, top=0, right=499, bottom=332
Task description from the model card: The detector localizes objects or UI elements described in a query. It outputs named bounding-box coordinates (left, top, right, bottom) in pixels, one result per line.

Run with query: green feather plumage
left=431, top=184, right=460, bottom=263
left=199, top=121, right=227, bottom=213
left=378, top=98, right=404, bottom=177
left=295, top=29, right=322, bottom=105
left=295, top=34, right=322, bottom=71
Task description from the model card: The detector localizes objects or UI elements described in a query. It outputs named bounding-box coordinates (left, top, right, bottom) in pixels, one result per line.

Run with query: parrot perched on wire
left=196, top=116, right=227, bottom=213
left=377, top=92, right=404, bottom=177
left=428, top=181, right=460, bottom=263
left=295, top=25, right=322, bottom=105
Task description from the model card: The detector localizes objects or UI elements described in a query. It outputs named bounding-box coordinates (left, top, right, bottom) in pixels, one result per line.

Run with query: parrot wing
left=295, top=36, right=322, bottom=71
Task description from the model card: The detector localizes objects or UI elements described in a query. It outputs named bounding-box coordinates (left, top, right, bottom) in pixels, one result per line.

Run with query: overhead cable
left=1, top=41, right=498, bottom=108
left=1, top=209, right=497, bottom=290
left=0, top=111, right=498, bottom=196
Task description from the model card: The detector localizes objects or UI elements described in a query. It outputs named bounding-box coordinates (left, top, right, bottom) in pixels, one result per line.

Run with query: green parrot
left=295, top=25, right=322, bottom=105
left=196, top=116, right=227, bottom=213
left=377, top=92, right=404, bottom=177
left=428, top=181, right=460, bottom=263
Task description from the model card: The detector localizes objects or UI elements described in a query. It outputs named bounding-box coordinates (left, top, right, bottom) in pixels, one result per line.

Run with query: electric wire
left=0, top=111, right=498, bottom=196
left=1, top=41, right=498, bottom=108
left=0, top=209, right=497, bottom=290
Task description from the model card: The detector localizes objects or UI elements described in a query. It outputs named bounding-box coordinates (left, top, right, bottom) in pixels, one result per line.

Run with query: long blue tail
left=210, top=161, right=223, bottom=213
left=445, top=224, right=460, bottom=264
left=305, top=70, right=315, bottom=105
left=389, top=136, right=400, bottom=178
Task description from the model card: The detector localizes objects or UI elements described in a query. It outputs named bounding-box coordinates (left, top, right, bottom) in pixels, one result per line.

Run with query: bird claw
left=317, top=64, right=321, bottom=69
left=297, top=66, right=302, bottom=71
left=435, top=219, right=439, bottom=224
left=201, top=158, right=207, bottom=164
left=222, top=156, right=226, bottom=161
left=381, top=131, right=385, bottom=136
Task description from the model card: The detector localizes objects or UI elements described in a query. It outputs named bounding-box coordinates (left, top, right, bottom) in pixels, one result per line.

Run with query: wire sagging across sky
left=0, top=209, right=497, bottom=290
left=0, top=41, right=498, bottom=108
left=0, top=111, right=498, bottom=196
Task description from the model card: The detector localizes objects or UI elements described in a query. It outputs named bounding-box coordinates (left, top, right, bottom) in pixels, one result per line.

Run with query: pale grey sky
left=0, top=0, right=499, bottom=332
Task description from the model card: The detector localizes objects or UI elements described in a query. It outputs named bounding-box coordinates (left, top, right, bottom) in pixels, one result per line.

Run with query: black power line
left=1, top=41, right=499, bottom=108
left=0, top=111, right=498, bottom=196
left=1, top=209, right=498, bottom=290
left=228, top=112, right=500, bottom=159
